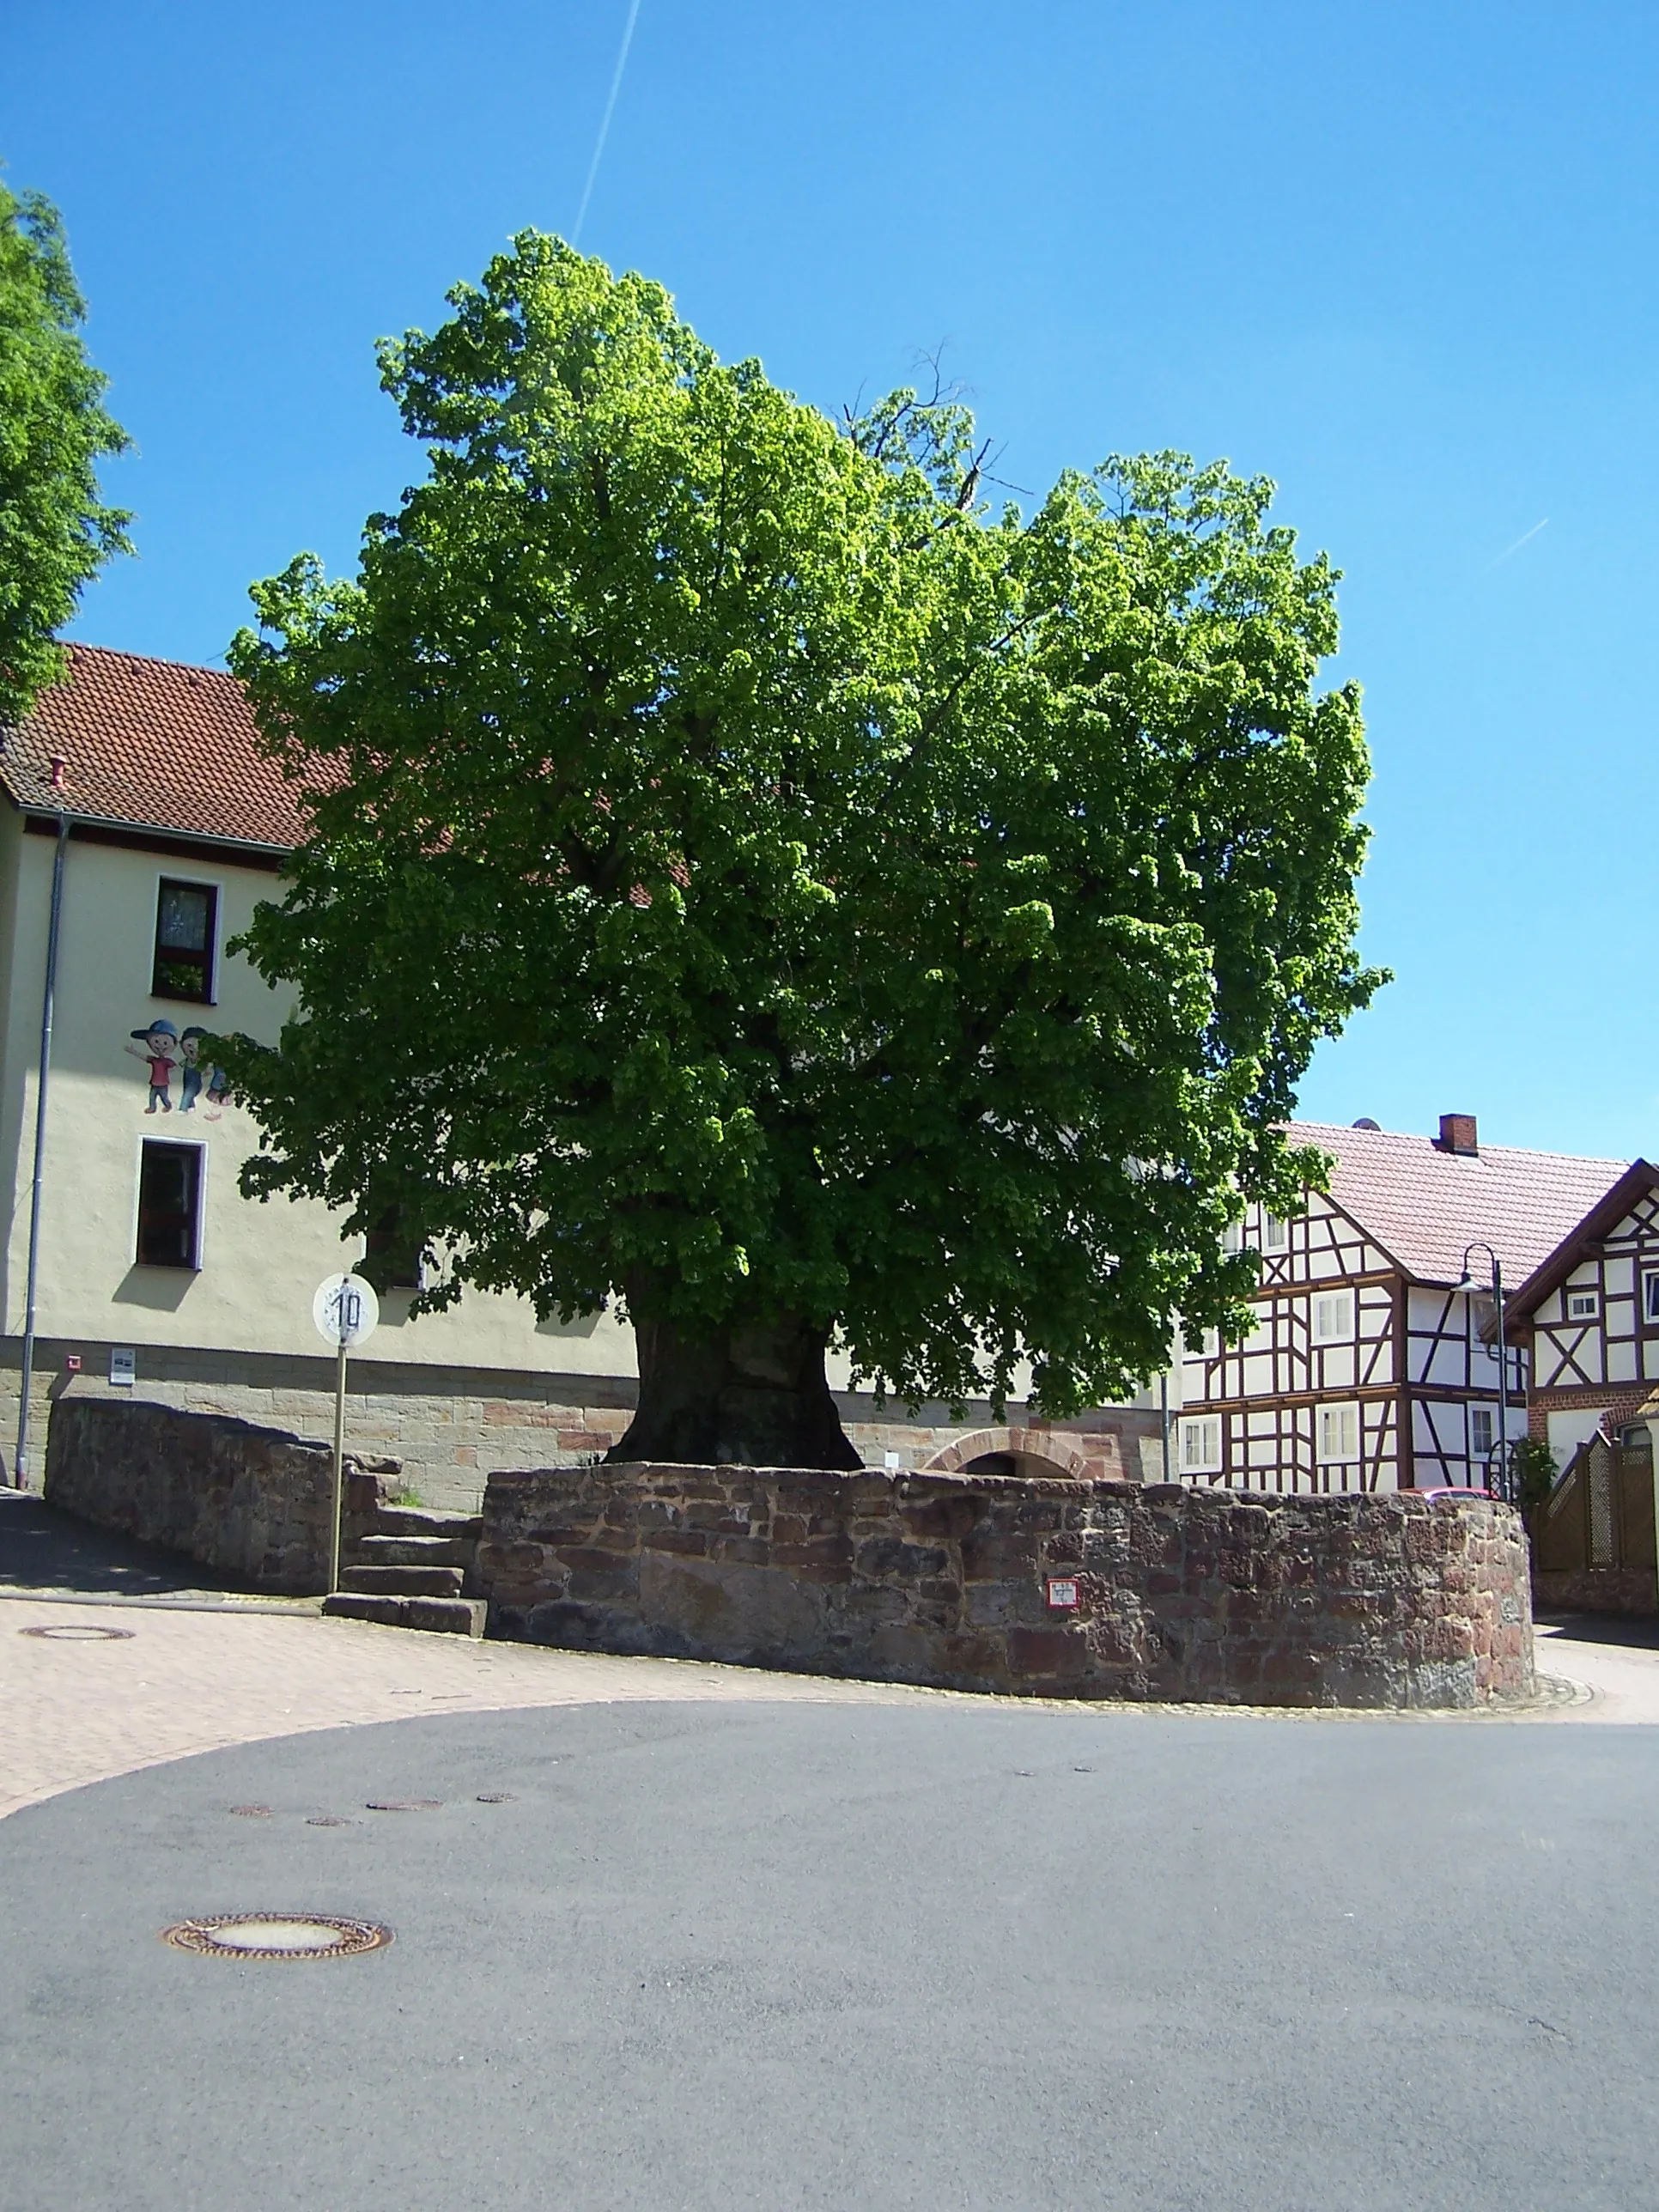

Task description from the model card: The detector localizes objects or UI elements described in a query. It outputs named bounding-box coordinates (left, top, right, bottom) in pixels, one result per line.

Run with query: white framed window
left=152, top=876, right=221, bottom=1005
left=1199, top=1328, right=1220, bottom=1358
left=1566, top=1288, right=1599, bottom=1322
left=1470, top=1407, right=1495, bottom=1458
left=1316, top=1402, right=1360, bottom=1463
left=135, top=1138, right=206, bottom=1270
left=1644, top=1269, right=1659, bottom=1325
left=1180, top=1415, right=1223, bottom=1474
left=1263, top=1214, right=1289, bottom=1251
left=1222, top=1221, right=1243, bottom=1256
left=1314, top=1290, right=1354, bottom=1342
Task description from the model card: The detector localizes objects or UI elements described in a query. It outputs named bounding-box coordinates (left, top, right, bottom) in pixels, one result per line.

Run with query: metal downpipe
left=13, top=813, right=69, bottom=1488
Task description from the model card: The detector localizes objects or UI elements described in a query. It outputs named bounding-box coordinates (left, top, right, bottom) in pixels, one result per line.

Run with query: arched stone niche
left=921, top=1426, right=1093, bottom=1481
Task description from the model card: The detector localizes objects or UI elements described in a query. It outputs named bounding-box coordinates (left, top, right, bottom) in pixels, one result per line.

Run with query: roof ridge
left=1288, top=1120, right=1629, bottom=1167
left=64, top=641, right=234, bottom=681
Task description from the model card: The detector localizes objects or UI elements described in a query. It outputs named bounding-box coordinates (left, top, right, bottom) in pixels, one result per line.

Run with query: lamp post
left=1160, top=1367, right=1171, bottom=1482
left=1453, top=1241, right=1510, bottom=1504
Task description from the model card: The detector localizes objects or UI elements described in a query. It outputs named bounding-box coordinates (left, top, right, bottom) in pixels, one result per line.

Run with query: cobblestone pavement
left=2, top=1592, right=1652, bottom=1823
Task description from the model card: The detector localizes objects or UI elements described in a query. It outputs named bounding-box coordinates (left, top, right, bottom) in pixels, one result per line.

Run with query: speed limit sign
left=312, top=1273, right=380, bottom=1350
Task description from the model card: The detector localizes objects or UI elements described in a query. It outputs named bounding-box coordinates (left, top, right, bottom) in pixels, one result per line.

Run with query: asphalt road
left=3, top=1698, right=1656, bottom=2211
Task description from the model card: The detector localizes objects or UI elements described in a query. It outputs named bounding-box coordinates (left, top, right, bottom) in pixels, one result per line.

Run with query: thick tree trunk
left=609, top=1301, right=862, bottom=1469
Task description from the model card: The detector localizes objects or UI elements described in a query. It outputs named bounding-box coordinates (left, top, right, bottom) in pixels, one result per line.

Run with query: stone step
left=374, top=1506, right=483, bottom=1540
left=356, top=1534, right=476, bottom=1569
left=338, top=1564, right=466, bottom=1598
left=323, top=1591, right=486, bottom=1638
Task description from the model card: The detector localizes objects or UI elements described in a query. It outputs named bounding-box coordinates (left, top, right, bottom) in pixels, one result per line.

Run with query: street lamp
left=1453, top=1241, right=1510, bottom=1504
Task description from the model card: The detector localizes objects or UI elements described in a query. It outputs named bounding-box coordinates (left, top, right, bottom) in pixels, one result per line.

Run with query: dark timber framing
left=1179, top=1190, right=1522, bottom=1494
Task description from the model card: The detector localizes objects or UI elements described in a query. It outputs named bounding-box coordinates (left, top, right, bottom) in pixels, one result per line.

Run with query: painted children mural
left=179, top=1027, right=207, bottom=1112
left=125, top=1020, right=179, bottom=1113
left=127, top=1018, right=231, bottom=1115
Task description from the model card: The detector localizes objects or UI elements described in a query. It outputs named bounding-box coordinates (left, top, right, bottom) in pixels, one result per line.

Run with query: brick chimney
left=1436, top=1112, right=1479, bottom=1157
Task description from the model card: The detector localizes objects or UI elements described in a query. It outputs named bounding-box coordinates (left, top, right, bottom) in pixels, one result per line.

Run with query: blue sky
left=7, top=2, right=1656, bottom=1161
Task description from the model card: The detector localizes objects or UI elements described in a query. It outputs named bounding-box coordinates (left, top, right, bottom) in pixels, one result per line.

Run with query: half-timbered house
left=1176, top=1115, right=1629, bottom=1493
left=1505, top=1160, right=1659, bottom=1467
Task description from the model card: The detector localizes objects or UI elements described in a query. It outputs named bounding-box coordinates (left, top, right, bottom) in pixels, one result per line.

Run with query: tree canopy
left=0, top=175, right=130, bottom=726
left=224, top=232, right=1382, bottom=1466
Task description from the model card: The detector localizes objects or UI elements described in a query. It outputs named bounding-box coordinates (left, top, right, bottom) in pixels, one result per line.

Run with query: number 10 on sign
left=312, top=1274, right=379, bottom=1593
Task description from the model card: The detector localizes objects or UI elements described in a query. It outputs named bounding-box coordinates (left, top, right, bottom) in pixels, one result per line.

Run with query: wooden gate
left=1532, top=1433, right=1657, bottom=1612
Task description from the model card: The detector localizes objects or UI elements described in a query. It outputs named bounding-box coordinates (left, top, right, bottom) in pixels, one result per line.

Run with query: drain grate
left=161, top=1914, right=392, bottom=1960
left=20, top=1623, right=134, bottom=1641
left=364, top=1799, right=443, bottom=1813
left=307, top=1815, right=353, bottom=1827
left=477, top=1792, right=516, bottom=1804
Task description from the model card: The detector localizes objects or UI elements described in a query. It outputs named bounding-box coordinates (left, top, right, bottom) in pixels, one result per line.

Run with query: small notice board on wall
left=109, top=1348, right=136, bottom=1388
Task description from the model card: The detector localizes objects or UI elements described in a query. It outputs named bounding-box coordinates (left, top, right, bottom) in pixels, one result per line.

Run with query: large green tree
left=0, top=176, right=130, bottom=725
left=224, top=233, right=1382, bottom=1468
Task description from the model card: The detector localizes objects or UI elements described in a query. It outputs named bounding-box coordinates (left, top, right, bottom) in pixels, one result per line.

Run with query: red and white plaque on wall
left=1045, top=1577, right=1080, bottom=1610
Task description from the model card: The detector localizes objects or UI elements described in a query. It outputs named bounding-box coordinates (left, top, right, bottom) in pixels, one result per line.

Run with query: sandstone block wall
left=479, top=1465, right=1534, bottom=1709
left=1533, top=1566, right=1658, bottom=1617
left=0, top=1340, right=1162, bottom=1510
left=44, top=1397, right=396, bottom=1594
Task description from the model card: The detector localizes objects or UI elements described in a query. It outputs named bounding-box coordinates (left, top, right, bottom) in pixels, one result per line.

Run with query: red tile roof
left=0, top=644, right=305, bottom=849
left=1287, top=1119, right=1632, bottom=1287
left=1506, top=1159, right=1659, bottom=1316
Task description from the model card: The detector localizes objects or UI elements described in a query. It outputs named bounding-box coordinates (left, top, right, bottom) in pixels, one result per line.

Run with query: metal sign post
left=312, top=1273, right=379, bottom=1595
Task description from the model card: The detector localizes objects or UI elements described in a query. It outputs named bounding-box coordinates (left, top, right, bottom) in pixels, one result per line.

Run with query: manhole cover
left=477, top=1792, right=516, bottom=1804
left=20, top=1623, right=134, bottom=1641
left=230, top=1805, right=272, bottom=1818
left=307, top=1815, right=352, bottom=1827
left=161, top=1914, right=392, bottom=1960
left=364, top=1799, right=443, bottom=1813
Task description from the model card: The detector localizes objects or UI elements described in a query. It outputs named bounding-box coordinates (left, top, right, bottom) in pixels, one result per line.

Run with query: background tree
left=1510, top=1434, right=1559, bottom=1526
left=0, top=175, right=131, bottom=725
left=223, top=233, right=1383, bottom=1468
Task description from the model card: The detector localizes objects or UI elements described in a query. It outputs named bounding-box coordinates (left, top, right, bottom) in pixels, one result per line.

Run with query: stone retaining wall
left=1533, top=1566, right=1658, bottom=1618
left=2, top=1340, right=1161, bottom=1510
left=44, top=1398, right=397, bottom=1594
left=479, top=1464, right=1534, bottom=1708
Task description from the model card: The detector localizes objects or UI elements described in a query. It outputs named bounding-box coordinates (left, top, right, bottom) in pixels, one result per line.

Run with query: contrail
left=1489, top=518, right=1548, bottom=568
left=572, top=0, right=644, bottom=246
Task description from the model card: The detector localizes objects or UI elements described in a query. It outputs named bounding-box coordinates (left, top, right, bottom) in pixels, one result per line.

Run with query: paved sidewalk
left=0, top=1595, right=931, bottom=1822
left=3, top=1589, right=1654, bottom=1823
left=1533, top=1614, right=1659, bottom=1721
left=0, top=1486, right=258, bottom=1597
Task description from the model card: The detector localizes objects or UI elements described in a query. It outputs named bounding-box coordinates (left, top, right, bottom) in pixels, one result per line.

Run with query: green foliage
left=1511, top=1435, right=1559, bottom=1516
left=222, top=234, right=1384, bottom=1416
left=0, top=175, right=131, bottom=725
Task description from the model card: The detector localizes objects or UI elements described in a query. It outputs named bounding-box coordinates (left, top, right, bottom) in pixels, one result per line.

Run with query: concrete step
left=323, top=1591, right=486, bottom=1638
left=338, top=1564, right=465, bottom=1598
left=374, top=1507, right=483, bottom=1540
left=356, top=1534, right=476, bottom=1569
